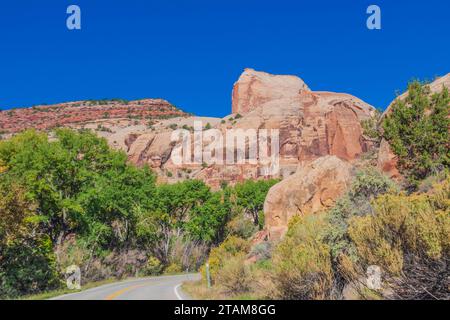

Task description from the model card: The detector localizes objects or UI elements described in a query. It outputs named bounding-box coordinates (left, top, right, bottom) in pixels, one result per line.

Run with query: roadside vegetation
left=1, top=80, right=448, bottom=300
left=0, top=130, right=277, bottom=299
left=185, top=80, right=449, bottom=300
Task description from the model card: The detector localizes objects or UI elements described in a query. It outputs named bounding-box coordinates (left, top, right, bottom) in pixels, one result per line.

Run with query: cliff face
left=231, top=68, right=310, bottom=114
left=1, top=69, right=377, bottom=192
left=0, top=99, right=186, bottom=134
left=113, top=69, right=377, bottom=189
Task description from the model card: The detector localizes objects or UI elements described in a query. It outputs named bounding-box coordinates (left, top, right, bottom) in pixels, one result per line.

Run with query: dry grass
left=182, top=280, right=228, bottom=300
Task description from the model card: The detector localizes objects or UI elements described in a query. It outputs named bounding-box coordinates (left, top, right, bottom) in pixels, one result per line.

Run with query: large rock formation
left=232, top=68, right=309, bottom=114
left=264, top=156, right=354, bottom=239
left=122, top=69, right=376, bottom=188
left=1, top=68, right=377, bottom=191
left=0, top=99, right=186, bottom=134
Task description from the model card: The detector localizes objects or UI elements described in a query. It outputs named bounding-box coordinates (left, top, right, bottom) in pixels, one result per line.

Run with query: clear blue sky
left=1, top=0, right=449, bottom=117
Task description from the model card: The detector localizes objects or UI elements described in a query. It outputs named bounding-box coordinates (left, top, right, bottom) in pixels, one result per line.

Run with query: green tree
left=232, top=179, right=278, bottom=227
left=187, top=190, right=231, bottom=244
left=382, top=81, right=450, bottom=186
left=0, top=183, right=60, bottom=298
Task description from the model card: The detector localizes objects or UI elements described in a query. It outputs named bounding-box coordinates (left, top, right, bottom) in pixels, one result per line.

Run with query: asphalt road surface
left=51, top=274, right=201, bottom=300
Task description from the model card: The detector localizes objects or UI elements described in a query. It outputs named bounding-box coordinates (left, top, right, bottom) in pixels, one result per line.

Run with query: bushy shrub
left=249, top=242, right=272, bottom=261
left=382, top=81, right=449, bottom=187
left=271, top=214, right=333, bottom=300
left=0, top=236, right=60, bottom=298
left=164, top=263, right=183, bottom=275
left=215, top=255, right=251, bottom=294
left=203, top=236, right=250, bottom=283
left=226, top=215, right=258, bottom=239
left=347, top=176, right=449, bottom=299
left=361, top=110, right=382, bottom=143
left=325, top=168, right=398, bottom=261
left=144, top=256, right=163, bottom=276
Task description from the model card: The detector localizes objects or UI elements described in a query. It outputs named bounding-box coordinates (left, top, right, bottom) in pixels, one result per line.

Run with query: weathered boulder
left=264, top=156, right=354, bottom=239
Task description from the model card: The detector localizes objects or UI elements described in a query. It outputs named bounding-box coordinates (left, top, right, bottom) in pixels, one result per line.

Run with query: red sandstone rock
left=124, top=69, right=376, bottom=188
left=377, top=138, right=400, bottom=179
left=264, top=156, right=354, bottom=240
left=232, top=68, right=309, bottom=115
left=377, top=73, right=450, bottom=178
left=0, top=99, right=186, bottom=134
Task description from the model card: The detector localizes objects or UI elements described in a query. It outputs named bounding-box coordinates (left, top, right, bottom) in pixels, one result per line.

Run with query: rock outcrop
left=0, top=99, right=186, bottom=134
left=232, top=68, right=309, bottom=114
left=121, top=69, right=375, bottom=188
left=264, top=156, right=354, bottom=240
left=377, top=138, right=400, bottom=179
left=1, top=68, right=377, bottom=191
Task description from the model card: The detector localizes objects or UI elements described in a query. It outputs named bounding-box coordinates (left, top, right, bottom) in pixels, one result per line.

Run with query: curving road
left=51, top=274, right=200, bottom=300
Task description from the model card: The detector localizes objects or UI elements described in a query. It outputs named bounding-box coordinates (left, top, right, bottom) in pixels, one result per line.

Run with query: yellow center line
left=104, top=284, right=146, bottom=300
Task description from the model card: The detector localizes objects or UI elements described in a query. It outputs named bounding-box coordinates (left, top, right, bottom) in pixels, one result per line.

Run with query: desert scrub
left=201, top=236, right=250, bottom=284
left=225, top=215, right=258, bottom=239
left=347, top=176, right=450, bottom=299
left=214, top=254, right=252, bottom=295
left=271, top=214, right=334, bottom=300
left=360, top=109, right=382, bottom=143
left=324, top=168, right=398, bottom=261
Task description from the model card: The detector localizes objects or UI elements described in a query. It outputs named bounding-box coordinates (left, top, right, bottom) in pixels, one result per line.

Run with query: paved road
left=51, top=274, right=201, bottom=300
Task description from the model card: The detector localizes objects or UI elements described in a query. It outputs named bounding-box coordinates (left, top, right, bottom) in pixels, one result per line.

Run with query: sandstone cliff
left=0, top=98, right=186, bottom=135
left=1, top=69, right=376, bottom=190
left=123, top=69, right=376, bottom=188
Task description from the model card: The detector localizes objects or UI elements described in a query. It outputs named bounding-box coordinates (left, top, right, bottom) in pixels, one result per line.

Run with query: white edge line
left=174, top=283, right=183, bottom=300
left=50, top=273, right=196, bottom=300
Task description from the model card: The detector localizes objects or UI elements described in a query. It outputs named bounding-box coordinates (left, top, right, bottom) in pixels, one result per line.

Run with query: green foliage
left=0, top=129, right=282, bottom=298
left=0, top=183, right=61, bottom=298
left=361, top=110, right=381, bottom=142
left=232, top=179, right=278, bottom=227
left=0, top=129, right=159, bottom=297
left=325, top=168, right=398, bottom=261
left=187, top=191, right=231, bottom=243
left=204, top=236, right=250, bottom=283
left=271, top=214, right=333, bottom=300
left=348, top=176, right=449, bottom=299
left=382, top=81, right=450, bottom=186
left=0, top=129, right=156, bottom=248
left=0, top=236, right=60, bottom=297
